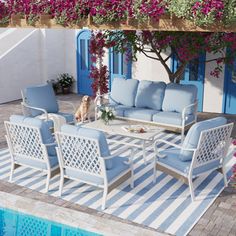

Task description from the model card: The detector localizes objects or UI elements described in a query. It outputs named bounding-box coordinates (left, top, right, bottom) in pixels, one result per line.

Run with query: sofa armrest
left=57, top=100, right=76, bottom=113
left=21, top=102, right=49, bottom=121
left=181, top=101, right=198, bottom=120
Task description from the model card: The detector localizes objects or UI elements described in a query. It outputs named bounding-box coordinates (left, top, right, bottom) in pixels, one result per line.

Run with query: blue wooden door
left=77, top=30, right=92, bottom=96
left=172, top=54, right=205, bottom=112
left=223, top=59, right=236, bottom=114
left=109, top=48, right=132, bottom=90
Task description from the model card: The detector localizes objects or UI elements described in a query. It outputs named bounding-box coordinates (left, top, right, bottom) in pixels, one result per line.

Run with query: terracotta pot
left=61, top=87, right=71, bottom=94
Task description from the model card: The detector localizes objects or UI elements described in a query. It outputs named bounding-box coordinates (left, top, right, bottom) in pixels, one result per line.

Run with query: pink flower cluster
left=192, top=0, right=224, bottom=20
left=139, top=0, right=166, bottom=21
left=0, top=2, right=8, bottom=21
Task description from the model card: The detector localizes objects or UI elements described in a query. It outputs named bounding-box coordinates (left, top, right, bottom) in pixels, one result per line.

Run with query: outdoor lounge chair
left=5, top=115, right=59, bottom=192
left=153, top=117, right=233, bottom=201
left=55, top=125, right=134, bottom=210
left=21, top=84, right=75, bottom=127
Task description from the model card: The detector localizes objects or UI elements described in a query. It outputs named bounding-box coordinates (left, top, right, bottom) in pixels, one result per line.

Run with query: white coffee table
left=83, top=119, right=164, bottom=164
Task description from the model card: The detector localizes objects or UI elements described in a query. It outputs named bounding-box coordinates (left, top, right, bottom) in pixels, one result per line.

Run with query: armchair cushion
left=10, top=115, right=56, bottom=156
left=24, top=84, right=59, bottom=116
left=110, top=78, right=139, bottom=107
left=15, top=155, right=58, bottom=170
left=157, top=148, right=221, bottom=176
left=64, top=156, right=129, bottom=185
left=153, top=112, right=195, bottom=126
left=180, top=117, right=227, bottom=161
left=162, top=83, right=197, bottom=115
left=61, top=125, right=112, bottom=169
left=135, top=81, right=166, bottom=110
left=57, top=112, right=74, bottom=123
left=123, top=108, right=158, bottom=121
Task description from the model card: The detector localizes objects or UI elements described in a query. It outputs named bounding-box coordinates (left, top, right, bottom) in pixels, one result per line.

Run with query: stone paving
left=0, top=93, right=235, bottom=236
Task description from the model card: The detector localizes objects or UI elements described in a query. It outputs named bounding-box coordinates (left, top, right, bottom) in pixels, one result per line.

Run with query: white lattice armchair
left=21, top=84, right=75, bottom=127
left=5, top=115, right=59, bottom=192
left=153, top=117, right=233, bottom=201
left=55, top=125, right=134, bottom=210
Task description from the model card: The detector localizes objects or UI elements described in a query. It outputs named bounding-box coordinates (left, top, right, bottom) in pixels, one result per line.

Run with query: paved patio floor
left=0, top=93, right=235, bottom=236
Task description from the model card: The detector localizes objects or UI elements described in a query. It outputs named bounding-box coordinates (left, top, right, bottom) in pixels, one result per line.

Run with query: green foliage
left=57, top=73, right=74, bottom=88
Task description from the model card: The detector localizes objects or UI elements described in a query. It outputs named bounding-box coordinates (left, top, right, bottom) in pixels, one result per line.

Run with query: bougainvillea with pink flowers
left=89, top=31, right=116, bottom=96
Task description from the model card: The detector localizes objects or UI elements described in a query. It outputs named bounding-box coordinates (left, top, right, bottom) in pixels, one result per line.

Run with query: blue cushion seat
left=57, top=112, right=74, bottom=123
left=152, top=112, right=195, bottom=126
left=25, top=84, right=59, bottom=116
left=162, top=83, right=197, bottom=115
left=180, top=117, right=227, bottom=161
left=123, top=108, right=159, bottom=121
left=15, top=155, right=58, bottom=170
left=110, top=78, right=139, bottom=107
left=157, top=148, right=222, bottom=176
left=64, top=156, right=129, bottom=185
left=10, top=115, right=56, bottom=156
left=135, top=80, right=166, bottom=110
left=61, top=125, right=113, bottom=169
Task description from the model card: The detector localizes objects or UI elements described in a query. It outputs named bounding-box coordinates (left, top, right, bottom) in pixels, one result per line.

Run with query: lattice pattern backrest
left=16, top=215, right=49, bottom=236
left=193, top=123, right=233, bottom=168
left=57, top=132, right=102, bottom=176
left=5, top=122, right=45, bottom=161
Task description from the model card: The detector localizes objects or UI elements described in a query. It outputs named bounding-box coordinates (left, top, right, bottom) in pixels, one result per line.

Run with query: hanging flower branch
left=89, top=30, right=115, bottom=96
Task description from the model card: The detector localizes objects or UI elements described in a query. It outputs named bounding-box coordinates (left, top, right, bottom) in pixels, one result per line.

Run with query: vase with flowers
left=99, top=106, right=115, bottom=125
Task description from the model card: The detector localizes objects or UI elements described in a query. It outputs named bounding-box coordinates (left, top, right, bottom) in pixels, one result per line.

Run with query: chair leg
left=45, top=171, right=51, bottom=193
left=188, top=178, right=195, bottom=202
left=9, top=163, right=15, bottom=182
left=59, top=174, right=64, bottom=197
left=222, top=166, right=228, bottom=187
left=153, top=160, right=157, bottom=184
left=101, top=188, right=108, bottom=211
left=181, top=127, right=185, bottom=144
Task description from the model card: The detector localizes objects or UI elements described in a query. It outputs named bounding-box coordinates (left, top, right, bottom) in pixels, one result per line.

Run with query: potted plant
left=57, top=73, right=74, bottom=94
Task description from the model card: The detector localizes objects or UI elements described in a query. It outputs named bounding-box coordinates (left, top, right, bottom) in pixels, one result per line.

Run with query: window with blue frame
left=172, top=54, right=206, bottom=112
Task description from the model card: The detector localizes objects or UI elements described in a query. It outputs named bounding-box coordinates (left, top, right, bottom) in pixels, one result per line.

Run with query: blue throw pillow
left=25, top=84, right=59, bottom=116
left=9, top=115, right=56, bottom=156
left=61, top=125, right=113, bottom=170
left=162, top=83, right=197, bottom=114
left=135, top=80, right=166, bottom=110
left=110, top=78, right=139, bottom=107
left=180, top=117, right=227, bottom=161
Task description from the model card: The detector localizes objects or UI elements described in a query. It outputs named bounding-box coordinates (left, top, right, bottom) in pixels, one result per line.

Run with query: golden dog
left=75, top=95, right=91, bottom=122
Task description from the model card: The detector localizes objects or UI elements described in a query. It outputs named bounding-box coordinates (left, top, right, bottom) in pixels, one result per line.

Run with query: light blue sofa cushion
left=157, top=148, right=222, bottom=176
left=25, top=84, right=59, bottom=116
left=110, top=105, right=129, bottom=117
left=180, top=117, right=227, bottom=161
left=162, top=83, right=197, bottom=114
left=64, top=156, right=129, bottom=185
left=135, top=81, right=166, bottom=110
left=15, top=155, right=58, bottom=170
left=57, top=112, right=74, bottom=123
left=152, top=112, right=195, bottom=126
left=123, top=108, right=159, bottom=121
left=10, top=115, right=56, bottom=156
left=61, top=125, right=112, bottom=169
left=110, top=78, right=139, bottom=107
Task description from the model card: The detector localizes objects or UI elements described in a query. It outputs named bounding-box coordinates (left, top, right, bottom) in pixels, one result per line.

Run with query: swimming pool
left=0, top=207, right=101, bottom=236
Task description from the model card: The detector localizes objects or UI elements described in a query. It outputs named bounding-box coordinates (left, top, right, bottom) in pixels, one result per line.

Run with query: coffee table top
left=83, top=119, right=164, bottom=141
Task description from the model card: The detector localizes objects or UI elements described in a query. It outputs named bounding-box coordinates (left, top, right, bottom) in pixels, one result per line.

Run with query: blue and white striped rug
left=0, top=132, right=235, bottom=236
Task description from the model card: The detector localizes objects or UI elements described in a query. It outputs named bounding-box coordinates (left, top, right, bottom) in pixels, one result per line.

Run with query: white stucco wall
left=0, top=29, right=42, bottom=103
left=132, top=51, right=170, bottom=83
left=202, top=53, right=225, bottom=113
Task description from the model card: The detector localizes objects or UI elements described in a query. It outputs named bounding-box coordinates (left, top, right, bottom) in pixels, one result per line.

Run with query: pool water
left=0, top=207, right=101, bottom=236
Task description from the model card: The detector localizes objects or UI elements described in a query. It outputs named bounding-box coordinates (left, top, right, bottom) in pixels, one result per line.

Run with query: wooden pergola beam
left=2, top=15, right=236, bottom=32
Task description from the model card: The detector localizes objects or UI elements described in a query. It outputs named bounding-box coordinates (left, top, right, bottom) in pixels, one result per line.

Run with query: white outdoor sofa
left=5, top=115, right=59, bottom=192
left=95, top=78, right=198, bottom=142
left=153, top=117, right=233, bottom=201
left=55, top=124, right=134, bottom=210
